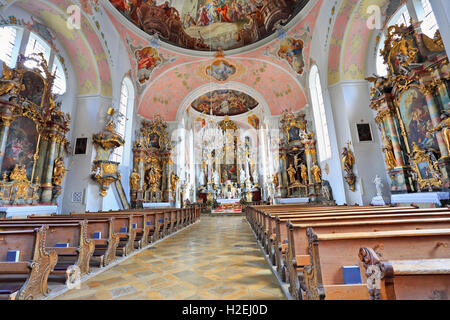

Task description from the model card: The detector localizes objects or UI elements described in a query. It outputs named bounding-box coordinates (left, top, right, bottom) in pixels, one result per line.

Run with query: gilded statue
left=146, top=167, right=158, bottom=191
left=341, top=146, right=355, bottom=174
left=52, top=157, right=66, bottom=186
left=170, top=172, right=179, bottom=192
left=428, top=112, right=450, bottom=154
left=382, top=137, right=397, bottom=170
left=311, top=163, right=322, bottom=184
left=129, top=169, right=140, bottom=191
left=287, top=164, right=297, bottom=185
left=0, top=62, right=24, bottom=97
left=300, top=163, right=308, bottom=185
left=272, top=172, right=279, bottom=187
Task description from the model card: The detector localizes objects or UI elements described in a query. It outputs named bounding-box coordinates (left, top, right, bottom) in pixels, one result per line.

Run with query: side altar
left=0, top=54, right=71, bottom=215
left=129, top=115, right=178, bottom=208
left=367, top=24, right=450, bottom=206
left=271, top=110, right=334, bottom=204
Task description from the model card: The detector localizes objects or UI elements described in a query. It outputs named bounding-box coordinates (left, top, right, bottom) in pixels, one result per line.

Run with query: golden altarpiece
left=0, top=54, right=70, bottom=206
left=130, top=115, right=176, bottom=208
left=275, top=110, right=333, bottom=203
left=367, top=24, right=449, bottom=195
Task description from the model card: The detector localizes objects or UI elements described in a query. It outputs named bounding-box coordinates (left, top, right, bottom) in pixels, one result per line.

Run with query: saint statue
left=373, top=175, right=383, bottom=197
left=170, top=172, right=179, bottom=192
left=429, top=112, right=450, bottom=153
left=311, top=163, right=322, bottom=184
left=272, top=172, right=279, bottom=187
left=199, top=169, right=205, bottom=186
left=321, top=183, right=331, bottom=201
left=300, top=163, right=308, bottom=185
left=287, top=164, right=297, bottom=185
left=382, top=137, right=397, bottom=170
left=129, top=169, right=140, bottom=191
left=341, top=146, right=355, bottom=174
left=239, top=167, right=246, bottom=183
left=213, top=170, right=220, bottom=185
left=52, top=157, right=66, bottom=186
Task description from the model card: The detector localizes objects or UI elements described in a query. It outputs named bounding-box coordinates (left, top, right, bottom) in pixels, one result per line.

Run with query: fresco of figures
left=398, top=86, right=440, bottom=155
left=278, top=37, right=304, bottom=74
left=110, top=0, right=307, bottom=51
left=135, top=47, right=162, bottom=84
left=191, top=90, right=258, bottom=116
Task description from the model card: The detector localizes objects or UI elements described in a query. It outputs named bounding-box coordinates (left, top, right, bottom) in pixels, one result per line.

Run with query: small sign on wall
left=72, top=191, right=83, bottom=203
left=356, top=123, right=373, bottom=142
left=74, top=138, right=88, bottom=155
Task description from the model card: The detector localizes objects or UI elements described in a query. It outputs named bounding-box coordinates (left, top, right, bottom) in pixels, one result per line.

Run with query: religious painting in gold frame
left=409, top=143, right=442, bottom=190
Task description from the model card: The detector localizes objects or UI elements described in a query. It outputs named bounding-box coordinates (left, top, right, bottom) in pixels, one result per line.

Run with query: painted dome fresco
left=109, top=0, right=310, bottom=51
left=191, top=90, right=259, bottom=116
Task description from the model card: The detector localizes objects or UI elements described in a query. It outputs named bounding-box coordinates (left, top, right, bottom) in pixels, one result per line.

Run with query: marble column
left=0, top=117, right=13, bottom=168
left=422, top=87, right=449, bottom=157
left=40, top=132, right=58, bottom=204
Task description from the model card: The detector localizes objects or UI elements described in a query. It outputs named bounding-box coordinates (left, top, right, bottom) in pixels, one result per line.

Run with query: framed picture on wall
left=356, top=123, right=373, bottom=142
left=74, top=138, right=88, bottom=155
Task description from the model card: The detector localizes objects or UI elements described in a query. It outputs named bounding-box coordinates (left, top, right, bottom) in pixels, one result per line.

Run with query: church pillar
left=0, top=115, right=13, bottom=169
left=421, top=85, right=449, bottom=157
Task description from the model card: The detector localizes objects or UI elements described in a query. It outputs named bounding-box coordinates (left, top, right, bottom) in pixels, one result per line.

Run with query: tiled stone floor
left=54, top=216, right=286, bottom=300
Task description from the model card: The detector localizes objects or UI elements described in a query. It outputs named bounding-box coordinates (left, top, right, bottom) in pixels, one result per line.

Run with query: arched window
left=310, top=65, right=331, bottom=161
left=419, top=0, right=438, bottom=38
left=376, top=5, right=411, bottom=77
left=0, top=27, right=67, bottom=95
left=375, top=1, right=439, bottom=76
left=0, top=26, right=19, bottom=67
left=112, top=78, right=133, bottom=163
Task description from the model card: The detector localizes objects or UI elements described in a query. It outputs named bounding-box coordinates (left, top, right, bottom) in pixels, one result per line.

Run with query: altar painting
left=1, top=116, right=38, bottom=178
left=398, top=86, right=440, bottom=153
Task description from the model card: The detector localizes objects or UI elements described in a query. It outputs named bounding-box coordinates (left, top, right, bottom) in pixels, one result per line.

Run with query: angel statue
left=105, top=107, right=125, bottom=133
left=52, top=157, right=66, bottom=186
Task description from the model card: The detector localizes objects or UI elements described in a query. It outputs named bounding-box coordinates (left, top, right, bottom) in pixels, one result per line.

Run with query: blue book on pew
left=342, top=265, right=362, bottom=284
left=158, top=219, right=163, bottom=223
left=165, top=217, right=169, bottom=221
left=55, top=243, right=70, bottom=248
left=6, top=250, right=20, bottom=262
left=120, top=227, right=127, bottom=233
left=93, top=232, right=101, bottom=239
left=146, top=222, right=151, bottom=226
left=132, top=223, right=137, bottom=229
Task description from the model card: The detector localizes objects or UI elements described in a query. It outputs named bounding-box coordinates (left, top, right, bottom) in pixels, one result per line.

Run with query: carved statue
left=146, top=167, right=158, bottom=191
left=272, top=172, right=279, bottom=187
left=52, top=158, right=65, bottom=186
left=239, top=166, right=246, bottom=183
left=0, top=62, right=24, bottom=97
left=170, top=172, right=179, bottom=192
left=213, top=170, right=220, bottom=185
left=382, top=137, right=397, bottom=170
left=321, top=181, right=332, bottom=201
left=199, top=169, right=205, bottom=186
left=373, top=175, right=383, bottom=197
left=129, top=169, right=140, bottom=191
left=311, top=163, right=322, bottom=184
left=341, top=146, right=355, bottom=174
left=429, top=112, right=450, bottom=153
left=287, top=164, right=297, bottom=185
left=300, top=163, right=308, bottom=185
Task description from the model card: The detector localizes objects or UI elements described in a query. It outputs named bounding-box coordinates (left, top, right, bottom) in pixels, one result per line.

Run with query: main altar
left=196, top=114, right=261, bottom=205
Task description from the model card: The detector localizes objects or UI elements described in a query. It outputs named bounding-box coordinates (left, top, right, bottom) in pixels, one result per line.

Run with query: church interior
left=0, top=0, right=449, bottom=302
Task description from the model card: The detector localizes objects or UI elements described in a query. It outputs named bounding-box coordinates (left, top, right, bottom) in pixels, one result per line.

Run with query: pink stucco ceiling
left=105, top=0, right=324, bottom=121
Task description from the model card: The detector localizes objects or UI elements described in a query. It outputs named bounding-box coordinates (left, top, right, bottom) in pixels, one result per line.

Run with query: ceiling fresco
left=109, top=0, right=310, bottom=52
left=191, top=89, right=259, bottom=116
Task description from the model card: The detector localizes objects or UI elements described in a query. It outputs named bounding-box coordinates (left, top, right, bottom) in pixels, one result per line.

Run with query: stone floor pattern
left=54, top=216, right=286, bottom=300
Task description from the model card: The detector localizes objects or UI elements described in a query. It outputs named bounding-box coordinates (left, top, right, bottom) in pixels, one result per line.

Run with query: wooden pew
left=272, top=208, right=450, bottom=277
left=0, top=226, right=57, bottom=300
left=0, top=221, right=95, bottom=279
left=359, top=246, right=450, bottom=300
left=302, top=227, right=450, bottom=300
